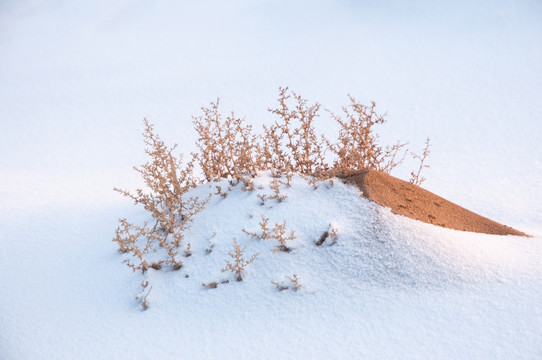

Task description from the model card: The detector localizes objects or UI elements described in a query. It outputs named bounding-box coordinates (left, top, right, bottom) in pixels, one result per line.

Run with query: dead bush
left=214, top=185, right=230, bottom=198
left=271, top=274, right=301, bottom=291
left=316, top=223, right=338, bottom=247
left=202, top=281, right=218, bottom=289
left=136, top=282, right=152, bottom=310
left=113, top=219, right=155, bottom=272
left=113, top=119, right=209, bottom=272
left=316, top=230, right=328, bottom=247
left=268, top=179, right=288, bottom=202
left=287, top=274, right=302, bottom=291
left=190, top=87, right=429, bottom=185
left=271, top=280, right=288, bottom=291
left=205, top=243, right=215, bottom=254
left=243, top=215, right=296, bottom=252
left=184, top=243, right=192, bottom=257
left=269, top=222, right=296, bottom=253
left=202, top=279, right=229, bottom=289
left=243, top=215, right=272, bottom=239
left=221, top=238, right=259, bottom=281
left=260, top=87, right=328, bottom=177
left=193, top=99, right=260, bottom=187
left=257, top=179, right=288, bottom=205
left=115, top=88, right=431, bottom=292
left=410, top=137, right=431, bottom=186
left=326, top=97, right=408, bottom=174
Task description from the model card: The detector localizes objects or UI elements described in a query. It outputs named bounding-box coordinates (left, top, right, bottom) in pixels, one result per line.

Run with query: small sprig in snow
left=221, top=238, right=259, bottom=281
left=243, top=215, right=296, bottom=252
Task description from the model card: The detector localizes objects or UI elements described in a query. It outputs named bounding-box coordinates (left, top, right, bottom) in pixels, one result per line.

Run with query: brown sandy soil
left=338, top=170, right=528, bottom=237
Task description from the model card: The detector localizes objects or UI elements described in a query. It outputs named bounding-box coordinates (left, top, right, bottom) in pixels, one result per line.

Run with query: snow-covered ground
left=1, top=1, right=541, bottom=359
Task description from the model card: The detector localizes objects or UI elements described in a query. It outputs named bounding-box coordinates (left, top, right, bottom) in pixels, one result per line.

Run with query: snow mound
left=136, top=174, right=539, bottom=304
left=2, top=173, right=541, bottom=359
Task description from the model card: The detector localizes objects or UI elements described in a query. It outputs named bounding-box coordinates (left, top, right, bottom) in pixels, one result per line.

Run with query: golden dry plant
left=202, top=280, right=229, bottom=289
left=115, top=88, right=431, bottom=283
left=192, top=87, right=429, bottom=188
left=221, top=238, right=259, bottom=281
left=326, top=96, right=408, bottom=174
left=315, top=223, right=338, bottom=247
left=136, top=281, right=152, bottom=310
left=268, top=179, right=287, bottom=202
left=243, top=215, right=272, bottom=239
left=243, top=215, right=296, bottom=253
left=260, top=87, right=328, bottom=177
left=191, top=87, right=429, bottom=189
left=193, top=99, right=260, bottom=189
left=113, top=119, right=209, bottom=272
left=410, top=137, right=431, bottom=186
left=271, top=280, right=288, bottom=291
left=271, top=274, right=301, bottom=291
left=257, top=178, right=288, bottom=205
left=329, top=225, right=338, bottom=240
left=214, top=185, right=230, bottom=198
left=287, top=274, right=302, bottom=291
left=269, top=222, right=296, bottom=253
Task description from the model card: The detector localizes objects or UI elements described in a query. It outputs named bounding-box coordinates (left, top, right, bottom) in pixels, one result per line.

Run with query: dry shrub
left=271, top=280, right=289, bottom=291
left=114, top=219, right=161, bottom=272
left=113, top=218, right=148, bottom=255
left=184, top=243, right=192, bottom=257
left=193, top=99, right=259, bottom=189
left=214, top=185, right=230, bottom=198
left=260, top=87, right=328, bottom=177
left=328, top=223, right=338, bottom=242
left=136, top=282, right=152, bottom=310
left=202, top=281, right=218, bottom=289
left=243, top=215, right=296, bottom=252
left=269, top=222, right=296, bottom=253
left=115, top=88, right=431, bottom=289
left=316, top=230, right=329, bottom=247
left=410, top=137, right=431, bottom=186
left=327, top=97, right=408, bottom=174
left=257, top=178, right=288, bottom=205
left=113, top=119, right=209, bottom=272
left=221, top=238, right=259, bottom=281
left=192, top=87, right=429, bottom=186
left=315, top=223, right=338, bottom=247
left=300, top=173, right=326, bottom=190
left=268, top=179, right=287, bottom=202
left=271, top=274, right=301, bottom=291
left=202, top=279, right=229, bottom=289
left=243, top=215, right=272, bottom=239
left=205, top=243, right=215, bottom=254
left=257, top=193, right=267, bottom=205
left=287, top=274, right=302, bottom=291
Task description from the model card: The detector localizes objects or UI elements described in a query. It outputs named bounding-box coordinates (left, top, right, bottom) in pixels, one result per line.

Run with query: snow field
left=1, top=173, right=541, bottom=359
left=1, top=0, right=542, bottom=358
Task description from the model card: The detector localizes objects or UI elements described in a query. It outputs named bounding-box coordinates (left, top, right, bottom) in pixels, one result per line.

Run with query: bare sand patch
left=338, top=170, right=528, bottom=236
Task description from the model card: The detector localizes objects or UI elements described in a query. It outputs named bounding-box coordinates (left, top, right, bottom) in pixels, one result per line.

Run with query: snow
left=1, top=0, right=542, bottom=359
left=2, top=175, right=541, bottom=359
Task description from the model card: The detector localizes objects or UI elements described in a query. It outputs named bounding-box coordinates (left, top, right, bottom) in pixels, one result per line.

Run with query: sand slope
left=339, top=170, right=528, bottom=236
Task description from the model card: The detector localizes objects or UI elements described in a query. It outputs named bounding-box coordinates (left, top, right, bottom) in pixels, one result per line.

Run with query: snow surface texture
left=1, top=0, right=541, bottom=359
left=3, top=175, right=542, bottom=359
